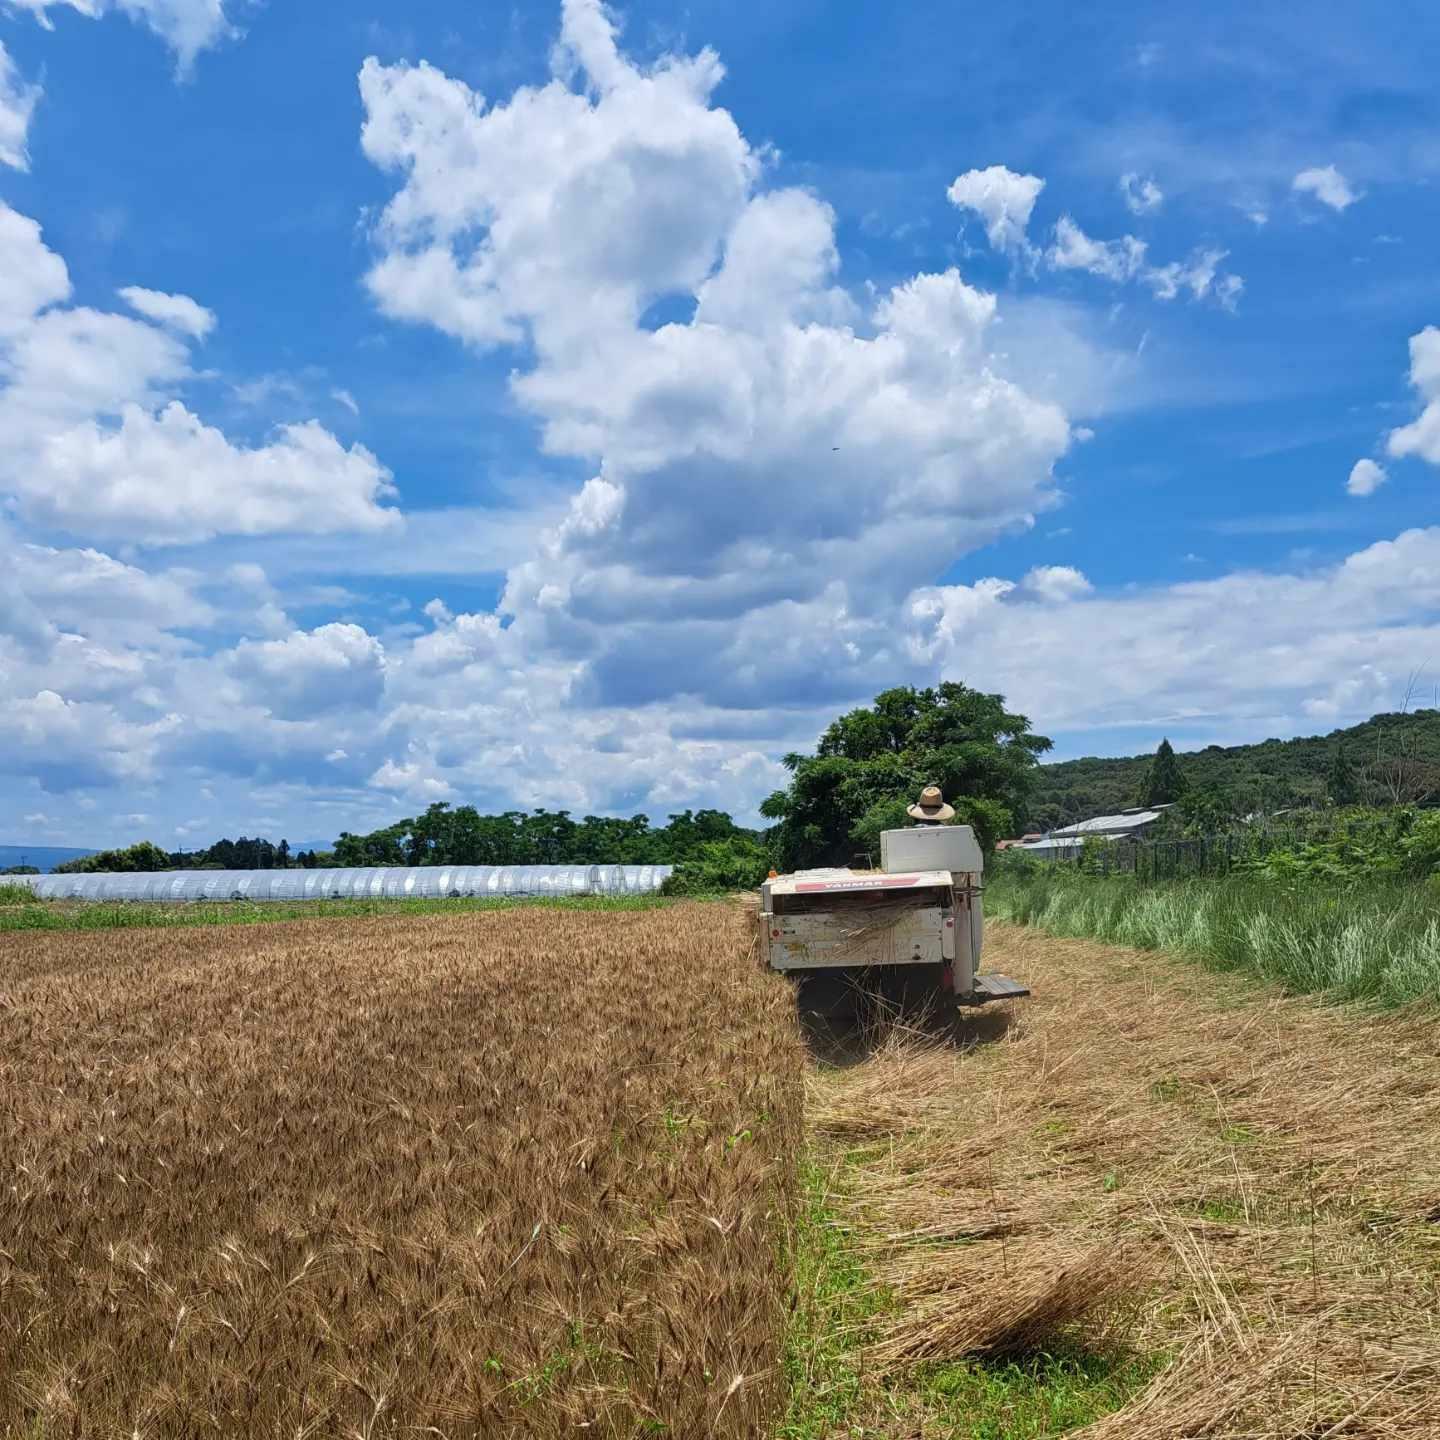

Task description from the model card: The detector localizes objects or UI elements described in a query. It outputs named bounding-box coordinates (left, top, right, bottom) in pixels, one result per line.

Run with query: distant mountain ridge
left=0, top=845, right=98, bottom=874
left=1023, top=709, right=1440, bottom=831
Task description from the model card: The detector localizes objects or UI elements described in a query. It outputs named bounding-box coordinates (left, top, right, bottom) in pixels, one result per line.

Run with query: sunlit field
left=0, top=904, right=802, bottom=1437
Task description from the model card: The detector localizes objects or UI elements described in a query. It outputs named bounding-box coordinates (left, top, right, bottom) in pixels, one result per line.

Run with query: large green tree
left=760, top=683, right=1052, bottom=870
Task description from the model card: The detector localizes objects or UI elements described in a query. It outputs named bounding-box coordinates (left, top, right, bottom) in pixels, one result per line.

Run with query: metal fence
left=1043, top=825, right=1353, bottom=883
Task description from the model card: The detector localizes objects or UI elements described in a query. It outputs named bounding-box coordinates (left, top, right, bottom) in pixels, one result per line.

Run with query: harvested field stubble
left=810, top=922, right=1440, bottom=1436
left=0, top=903, right=803, bottom=1437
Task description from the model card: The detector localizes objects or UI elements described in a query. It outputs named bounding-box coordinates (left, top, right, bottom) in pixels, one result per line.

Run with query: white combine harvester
left=760, top=789, right=1029, bottom=1016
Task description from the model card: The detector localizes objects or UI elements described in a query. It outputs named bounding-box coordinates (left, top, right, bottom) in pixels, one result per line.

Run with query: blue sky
left=2, top=0, right=1439, bottom=849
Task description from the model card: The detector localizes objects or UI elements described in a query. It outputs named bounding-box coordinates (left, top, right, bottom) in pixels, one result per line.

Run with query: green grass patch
left=0, top=892, right=671, bottom=934
left=1181, top=1194, right=1250, bottom=1224
left=779, top=1159, right=891, bottom=1438
left=778, top=1156, right=1156, bottom=1437
left=916, top=1349, right=1163, bottom=1439
left=988, top=870, right=1440, bottom=1007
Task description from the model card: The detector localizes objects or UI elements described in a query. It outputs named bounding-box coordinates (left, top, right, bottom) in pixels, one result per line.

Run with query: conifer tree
left=1142, top=737, right=1187, bottom=806
left=1326, top=746, right=1358, bottom=806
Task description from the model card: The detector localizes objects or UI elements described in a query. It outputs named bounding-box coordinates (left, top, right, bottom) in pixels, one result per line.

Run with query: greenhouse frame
left=9, top=864, right=674, bottom=903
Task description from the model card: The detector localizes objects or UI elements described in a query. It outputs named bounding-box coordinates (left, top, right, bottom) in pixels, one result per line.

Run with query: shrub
left=662, top=838, right=773, bottom=895
left=53, top=840, right=172, bottom=874
left=1399, top=811, right=1440, bottom=877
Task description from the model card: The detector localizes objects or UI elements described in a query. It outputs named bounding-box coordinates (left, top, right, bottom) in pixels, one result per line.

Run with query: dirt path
left=805, top=921, right=1440, bottom=1437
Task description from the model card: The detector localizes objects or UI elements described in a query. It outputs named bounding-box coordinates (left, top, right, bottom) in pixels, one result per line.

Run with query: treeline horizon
left=49, top=806, right=763, bottom=875
left=34, top=700, right=1440, bottom=879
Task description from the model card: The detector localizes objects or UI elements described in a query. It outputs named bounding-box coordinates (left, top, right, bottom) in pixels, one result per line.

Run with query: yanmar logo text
left=794, top=875, right=925, bottom=892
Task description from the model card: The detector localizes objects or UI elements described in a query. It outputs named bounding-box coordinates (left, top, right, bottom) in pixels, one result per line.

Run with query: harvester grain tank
left=759, top=787, right=1028, bottom=1010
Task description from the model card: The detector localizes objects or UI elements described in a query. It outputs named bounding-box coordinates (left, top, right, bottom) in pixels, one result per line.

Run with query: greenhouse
left=10, top=864, right=673, bottom=904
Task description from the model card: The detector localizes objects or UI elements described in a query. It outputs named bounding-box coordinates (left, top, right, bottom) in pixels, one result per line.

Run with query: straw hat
left=906, top=785, right=955, bottom=822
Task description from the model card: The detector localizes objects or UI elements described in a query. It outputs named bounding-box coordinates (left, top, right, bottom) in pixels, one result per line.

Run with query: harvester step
left=971, top=973, right=1030, bottom=1002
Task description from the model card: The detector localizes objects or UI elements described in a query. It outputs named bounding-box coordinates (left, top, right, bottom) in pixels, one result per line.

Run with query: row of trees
left=49, top=809, right=774, bottom=884
left=329, top=806, right=759, bottom=869
left=54, top=837, right=325, bottom=874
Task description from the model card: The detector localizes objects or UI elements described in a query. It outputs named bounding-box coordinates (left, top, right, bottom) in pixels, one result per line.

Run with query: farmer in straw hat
left=907, top=785, right=955, bottom=826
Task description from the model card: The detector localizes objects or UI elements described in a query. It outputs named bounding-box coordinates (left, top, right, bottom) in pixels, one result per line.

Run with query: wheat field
left=0, top=903, right=803, bottom=1438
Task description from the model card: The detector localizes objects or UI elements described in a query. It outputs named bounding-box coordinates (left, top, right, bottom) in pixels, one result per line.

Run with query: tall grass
left=987, top=870, right=1440, bottom=1007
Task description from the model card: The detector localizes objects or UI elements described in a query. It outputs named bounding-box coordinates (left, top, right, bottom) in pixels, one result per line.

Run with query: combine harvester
left=760, top=787, right=1029, bottom=1017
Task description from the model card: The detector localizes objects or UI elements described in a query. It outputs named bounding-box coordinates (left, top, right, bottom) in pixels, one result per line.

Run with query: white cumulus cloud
left=1022, top=564, right=1093, bottom=602
left=947, top=165, right=1045, bottom=253
left=0, top=202, right=401, bottom=545
left=1346, top=458, right=1386, bottom=498
left=359, top=2, right=1076, bottom=712
left=1049, top=216, right=1240, bottom=308
left=119, top=286, right=216, bottom=339
left=230, top=623, right=387, bottom=720
left=1385, top=326, right=1440, bottom=466
left=905, top=527, right=1440, bottom=738
left=359, top=17, right=755, bottom=350
left=370, top=756, right=455, bottom=802
left=0, top=201, right=70, bottom=334
left=11, top=0, right=235, bottom=72
left=0, top=41, right=41, bottom=171
left=1292, top=164, right=1358, bottom=212
left=27, top=405, right=400, bottom=545
left=4, top=689, right=180, bottom=789
left=9, top=530, right=208, bottom=635
left=1119, top=172, right=1163, bottom=215
left=1050, top=215, right=1147, bottom=283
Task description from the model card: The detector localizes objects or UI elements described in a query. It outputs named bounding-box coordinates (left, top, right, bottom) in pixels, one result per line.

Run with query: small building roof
left=1012, top=836, right=1117, bottom=856
left=1048, top=808, right=1166, bottom=838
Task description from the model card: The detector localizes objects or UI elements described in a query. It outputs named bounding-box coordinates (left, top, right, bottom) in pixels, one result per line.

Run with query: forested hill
left=1022, top=709, right=1440, bottom=831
